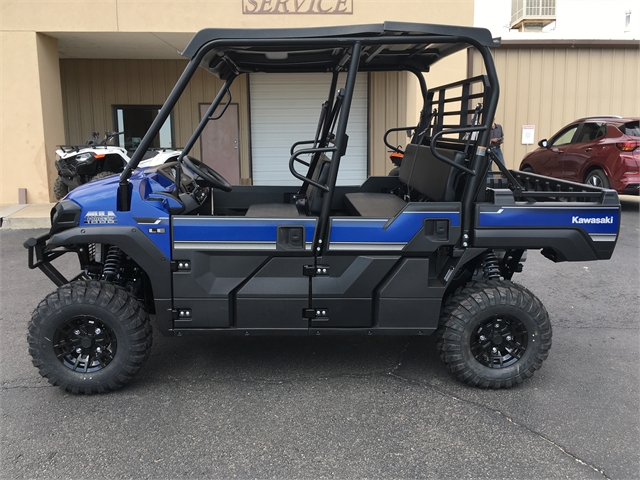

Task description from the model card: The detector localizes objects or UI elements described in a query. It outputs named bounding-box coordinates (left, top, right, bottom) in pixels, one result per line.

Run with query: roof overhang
left=181, top=22, right=499, bottom=79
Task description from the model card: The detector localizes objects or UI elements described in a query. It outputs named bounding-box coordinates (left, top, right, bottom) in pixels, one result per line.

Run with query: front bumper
left=24, top=234, right=85, bottom=286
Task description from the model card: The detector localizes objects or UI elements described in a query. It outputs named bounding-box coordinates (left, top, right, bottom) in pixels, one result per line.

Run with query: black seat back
left=400, top=144, right=466, bottom=202
left=305, top=154, right=331, bottom=215
left=296, top=89, right=345, bottom=215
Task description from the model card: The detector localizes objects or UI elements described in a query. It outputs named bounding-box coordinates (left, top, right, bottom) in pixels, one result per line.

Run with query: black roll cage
left=118, top=22, right=501, bottom=249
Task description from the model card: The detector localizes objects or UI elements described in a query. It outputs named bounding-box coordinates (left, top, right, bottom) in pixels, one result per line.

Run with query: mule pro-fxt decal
left=84, top=210, right=118, bottom=224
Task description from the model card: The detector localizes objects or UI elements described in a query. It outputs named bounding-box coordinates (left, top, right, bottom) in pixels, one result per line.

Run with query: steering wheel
left=182, top=156, right=232, bottom=192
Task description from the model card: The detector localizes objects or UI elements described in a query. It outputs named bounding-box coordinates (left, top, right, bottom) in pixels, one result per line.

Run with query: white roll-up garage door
left=250, top=72, right=368, bottom=186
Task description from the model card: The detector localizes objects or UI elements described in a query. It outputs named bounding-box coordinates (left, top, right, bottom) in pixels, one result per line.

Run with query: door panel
left=309, top=255, right=399, bottom=328
left=562, top=141, right=599, bottom=182
left=200, top=103, right=241, bottom=185
left=313, top=204, right=461, bottom=329
left=545, top=147, right=565, bottom=178
left=546, top=124, right=580, bottom=178
left=172, top=216, right=316, bottom=329
left=236, top=257, right=309, bottom=329
left=560, top=123, right=606, bottom=182
left=172, top=250, right=268, bottom=328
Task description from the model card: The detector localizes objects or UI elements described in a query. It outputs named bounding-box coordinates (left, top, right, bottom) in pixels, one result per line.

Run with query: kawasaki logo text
left=571, top=216, right=614, bottom=224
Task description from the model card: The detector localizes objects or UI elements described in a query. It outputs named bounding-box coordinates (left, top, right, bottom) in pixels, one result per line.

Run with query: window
left=620, top=121, right=640, bottom=137
left=574, top=123, right=606, bottom=144
left=550, top=125, right=579, bottom=146
left=112, top=105, right=174, bottom=154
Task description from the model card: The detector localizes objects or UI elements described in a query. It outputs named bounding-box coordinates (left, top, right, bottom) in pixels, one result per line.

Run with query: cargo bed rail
left=486, top=170, right=616, bottom=204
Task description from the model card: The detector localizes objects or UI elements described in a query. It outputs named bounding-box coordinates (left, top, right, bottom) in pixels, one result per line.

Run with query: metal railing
left=511, top=0, right=556, bottom=28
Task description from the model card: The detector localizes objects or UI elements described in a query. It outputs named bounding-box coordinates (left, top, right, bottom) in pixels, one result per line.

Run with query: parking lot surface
left=1, top=199, right=638, bottom=479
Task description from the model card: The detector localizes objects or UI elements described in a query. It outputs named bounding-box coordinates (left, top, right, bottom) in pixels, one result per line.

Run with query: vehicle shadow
left=135, top=330, right=445, bottom=388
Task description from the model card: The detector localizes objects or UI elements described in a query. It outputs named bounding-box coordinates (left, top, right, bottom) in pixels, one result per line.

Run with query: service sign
left=243, top=0, right=353, bottom=14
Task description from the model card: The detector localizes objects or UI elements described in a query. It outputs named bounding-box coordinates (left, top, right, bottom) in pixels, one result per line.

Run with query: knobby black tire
left=90, top=171, right=116, bottom=182
left=53, top=176, right=69, bottom=200
left=28, top=280, right=152, bottom=394
left=436, top=280, right=552, bottom=389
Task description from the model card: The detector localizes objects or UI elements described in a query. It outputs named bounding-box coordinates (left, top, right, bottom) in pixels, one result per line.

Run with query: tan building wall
left=1, top=1, right=473, bottom=32
left=60, top=59, right=251, bottom=179
left=472, top=43, right=640, bottom=169
left=1, top=32, right=65, bottom=203
left=1, top=0, right=474, bottom=204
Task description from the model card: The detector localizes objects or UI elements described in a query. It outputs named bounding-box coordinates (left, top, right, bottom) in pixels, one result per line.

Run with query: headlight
left=76, top=152, right=94, bottom=163
left=50, top=200, right=81, bottom=235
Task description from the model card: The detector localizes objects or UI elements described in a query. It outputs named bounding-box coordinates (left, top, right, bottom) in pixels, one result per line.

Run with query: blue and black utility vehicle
left=25, top=22, right=621, bottom=393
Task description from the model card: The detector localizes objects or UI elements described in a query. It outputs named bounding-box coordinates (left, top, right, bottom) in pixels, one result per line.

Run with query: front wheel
left=90, top=171, right=117, bottom=182
left=53, top=176, right=69, bottom=200
left=436, top=280, right=552, bottom=388
left=28, top=280, right=152, bottom=394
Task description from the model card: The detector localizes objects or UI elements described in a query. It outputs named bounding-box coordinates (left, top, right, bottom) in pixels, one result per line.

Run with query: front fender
left=48, top=226, right=172, bottom=299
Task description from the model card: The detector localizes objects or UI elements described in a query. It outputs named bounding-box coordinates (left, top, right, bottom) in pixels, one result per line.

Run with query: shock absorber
left=102, top=246, right=123, bottom=278
left=482, top=251, right=501, bottom=279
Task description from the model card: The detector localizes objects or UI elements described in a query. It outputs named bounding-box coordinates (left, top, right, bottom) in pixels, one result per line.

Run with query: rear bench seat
left=344, top=144, right=465, bottom=217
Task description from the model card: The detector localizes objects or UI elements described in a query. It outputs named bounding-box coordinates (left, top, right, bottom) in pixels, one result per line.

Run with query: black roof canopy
left=182, top=21, right=499, bottom=79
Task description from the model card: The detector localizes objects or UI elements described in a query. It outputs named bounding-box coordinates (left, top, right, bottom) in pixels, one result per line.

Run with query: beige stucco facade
left=1, top=0, right=473, bottom=204
left=1, top=32, right=66, bottom=204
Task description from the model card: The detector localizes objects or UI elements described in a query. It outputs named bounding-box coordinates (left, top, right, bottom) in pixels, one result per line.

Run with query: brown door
left=199, top=103, right=240, bottom=185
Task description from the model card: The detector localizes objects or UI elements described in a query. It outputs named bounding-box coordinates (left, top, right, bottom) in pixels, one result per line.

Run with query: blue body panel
left=171, top=210, right=460, bottom=251
left=64, top=170, right=173, bottom=258
left=329, top=211, right=460, bottom=249
left=173, top=217, right=316, bottom=243
left=477, top=206, right=620, bottom=236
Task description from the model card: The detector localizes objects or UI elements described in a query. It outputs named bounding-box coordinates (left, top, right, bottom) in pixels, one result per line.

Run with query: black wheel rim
left=470, top=315, right=528, bottom=368
left=587, top=174, right=603, bottom=187
left=53, top=316, right=117, bottom=373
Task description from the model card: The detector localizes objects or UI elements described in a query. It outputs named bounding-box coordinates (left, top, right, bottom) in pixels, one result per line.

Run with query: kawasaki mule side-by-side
left=25, top=22, right=620, bottom=393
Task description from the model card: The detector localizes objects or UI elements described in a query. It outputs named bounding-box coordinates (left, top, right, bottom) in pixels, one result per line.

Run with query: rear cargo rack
left=488, top=171, right=610, bottom=203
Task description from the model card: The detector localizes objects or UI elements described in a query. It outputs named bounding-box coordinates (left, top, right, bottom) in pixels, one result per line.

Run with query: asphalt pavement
left=1, top=199, right=638, bottom=479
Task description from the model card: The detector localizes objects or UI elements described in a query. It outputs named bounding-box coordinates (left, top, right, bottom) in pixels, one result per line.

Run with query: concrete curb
left=1, top=204, right=54, bottom=230
left=1, top=216, right=52, bottom=230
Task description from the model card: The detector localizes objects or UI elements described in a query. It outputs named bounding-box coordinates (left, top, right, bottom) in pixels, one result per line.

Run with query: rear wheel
left=53, top=176, right=69, bottom=200
left=436, top=280, right=552, bottom=388
left=27, top=280, right=152, bottom=394
left=520, top=166, right=534, bottom=173
left=584, top=168, right=610, bottom=189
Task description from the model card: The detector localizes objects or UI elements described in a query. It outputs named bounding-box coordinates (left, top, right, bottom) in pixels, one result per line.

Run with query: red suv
left=519, top=116, right=640, bottom=195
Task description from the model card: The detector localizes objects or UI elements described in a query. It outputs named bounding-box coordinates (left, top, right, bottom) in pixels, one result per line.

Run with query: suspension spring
left=102, top=246, right=123, bottom=278
left=482, top=251, right=501, bottom=279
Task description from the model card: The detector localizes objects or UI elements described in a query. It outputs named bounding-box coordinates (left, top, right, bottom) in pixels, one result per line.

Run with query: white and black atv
left=54, top=131, right=181, bottom=200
